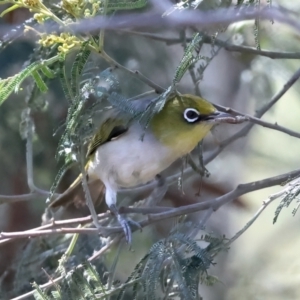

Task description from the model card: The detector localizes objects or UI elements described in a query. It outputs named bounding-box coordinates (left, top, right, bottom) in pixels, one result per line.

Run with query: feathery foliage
left=273, top=178, right=300, bottom=224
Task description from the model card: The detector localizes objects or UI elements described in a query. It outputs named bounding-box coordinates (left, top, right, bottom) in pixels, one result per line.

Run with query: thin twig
left=65, top=6, right=300, bottom=37
left=100, top=51, right=165, bottom=93
left=11, top=275, right=64, bottom=300
left=0, top=213, right=110, bottom=245
left=121, top=30, right=300, bottom=60
left=0, top=190, right=60, bottom=205
left=25, top=108, right=35, bottom=192
left=3, top=168, right=299, bottom=244
left=226, top=179, right=300, bottom=246
left=147, top=168, right=300, bottom=222
left=214, top=104, right=300, bottom=139
left=205, top=65, right=300, bottom=164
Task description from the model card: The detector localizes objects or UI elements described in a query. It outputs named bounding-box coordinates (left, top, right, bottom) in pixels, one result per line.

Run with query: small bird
left=49, top=94, right=235, bottom=242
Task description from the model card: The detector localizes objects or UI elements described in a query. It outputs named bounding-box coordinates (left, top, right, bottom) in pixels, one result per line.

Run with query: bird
left=49, top=93, right=235, bottom=243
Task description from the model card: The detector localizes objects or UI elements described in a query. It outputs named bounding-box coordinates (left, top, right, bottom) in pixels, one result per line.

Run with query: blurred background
left=1, top=0, right=300, bottom=299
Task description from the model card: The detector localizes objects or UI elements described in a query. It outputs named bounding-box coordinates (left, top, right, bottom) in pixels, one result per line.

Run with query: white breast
left=88, top=123, right=176, bottom=191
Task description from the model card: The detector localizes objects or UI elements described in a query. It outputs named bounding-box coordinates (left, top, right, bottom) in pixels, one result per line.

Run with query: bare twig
left=226, top=178, right=300, bottom=246
left=65, top=6, right=300, bottom=37
left=214, top=104, right=300, bottom=139
left=0, top=213, right=110, bottom=245
left=100, top=52, right=165, bottom=93
left=121, top=30, right=300, bottom=60
left=205, top=65, right=300, bottom=164
left=11, top=275, right=64, bottom=300
left=3, top=169, right=300, bottom=246
left=0, top=190, right=60, bottom=205
left=147, top=168, right=300, bottom=222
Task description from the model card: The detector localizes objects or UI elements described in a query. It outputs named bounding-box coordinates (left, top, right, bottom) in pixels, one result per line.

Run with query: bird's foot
left=110, top=204, right=141, bottom=244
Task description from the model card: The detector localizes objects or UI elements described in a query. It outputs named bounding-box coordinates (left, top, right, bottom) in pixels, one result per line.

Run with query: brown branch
left=0, top=190, right=60, bottom=205
left=213, top=104, right=300, bottom=139
left=226, top=178, right=300, bottom=247
left=205, top=65, right=300, bottom=164
left=0, top=212, right=111, bottom=245
left=101, top=53, right=165, bottom=93
left=11, top=275, right=64, bottom=300
left=9, top=169, right=300, bottom=300
left=3, top=169, right=300, bottom=248
left=147, top=168, right=300, bottom=222
left=120, top=30, right=300, bottom=60
left=66, top=6, right=300, bottom=37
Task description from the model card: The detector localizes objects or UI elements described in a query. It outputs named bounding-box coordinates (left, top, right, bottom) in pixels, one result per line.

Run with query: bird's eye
left=183, top=108, right=200, bottom=123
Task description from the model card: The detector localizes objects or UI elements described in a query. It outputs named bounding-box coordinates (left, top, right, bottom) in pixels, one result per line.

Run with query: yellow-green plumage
left=50, top=94, right=220, bottom=211
left=151, top=94, right=216, bottom=156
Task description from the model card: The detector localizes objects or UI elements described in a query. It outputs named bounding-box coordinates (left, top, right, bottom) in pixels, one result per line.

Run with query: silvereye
left=50, top=94, right=233, bottom=243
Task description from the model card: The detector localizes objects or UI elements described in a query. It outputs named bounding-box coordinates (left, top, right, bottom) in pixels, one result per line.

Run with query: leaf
left=32, top=71, right=48, bottom=93
left=71, top=43, right=91, bottom=97
left=0, top=56, right=59, bottom=106
left=40, top=65, right=56, bottom=79
left=273, top=182, right=300, bottom=223
left=0, top=4, right=19, bottom=17
left=107, top=0, right=148, bottom=11
left=48, top=159, right=75, bottom=202
left=173, top=33, right=203, bottom=84
left=84, top=262, right=106, bottom=294
left=58, top=61, right=73, bottom=103
left=32, top=282, right=51, bottom=300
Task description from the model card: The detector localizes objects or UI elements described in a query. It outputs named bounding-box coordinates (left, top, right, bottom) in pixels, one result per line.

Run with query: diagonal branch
left=147, top=168, right=300, bottom=222
left=119, top=30, right=300, bottom=60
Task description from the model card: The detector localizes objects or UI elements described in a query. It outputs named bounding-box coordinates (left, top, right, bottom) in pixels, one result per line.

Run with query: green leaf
left=173, top=33, right=203, bottom=84
left=32, top=71, right=48, bottom=93
left=71, top=43, right=91, bottom=97
left=32, top=282, right=51, bottom=300
left=0, top=4, right=19, bottom=17
left=58, top=61, right=73, bottom=103
left=0, top=55, right=59, bottom=106
left=40, top=65, right=56, bottom=79
left=107, top=0, right=147, bottom=11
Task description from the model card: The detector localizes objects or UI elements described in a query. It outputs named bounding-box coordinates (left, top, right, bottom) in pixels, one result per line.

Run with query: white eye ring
left=183, top=108, right=200, bottom=123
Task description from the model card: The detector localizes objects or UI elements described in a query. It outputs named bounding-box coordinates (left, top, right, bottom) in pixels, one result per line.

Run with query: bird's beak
left=205, top=111, right=238, bottom=124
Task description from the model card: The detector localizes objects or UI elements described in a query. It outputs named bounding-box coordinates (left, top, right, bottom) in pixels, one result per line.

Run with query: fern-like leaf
left=173, top=33, right=203, bottom=84
left=32, top=71, right=49, bottom=93
left=106, top=0, right=148, bottom=11
left=71, top=43, right=91, bottom=97
left=273, top=181, right=300, bottom=223
left=0, top=56, right=59, bottom=106
left=33, top=282, right=51, bottom=300
left=58, top=61, right=73, bottom=103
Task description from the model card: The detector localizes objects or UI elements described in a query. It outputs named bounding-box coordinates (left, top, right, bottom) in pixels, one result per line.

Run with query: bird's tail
left=49, top=174, right=105, bottom=208
left=49, top=174, right=83, bottom=208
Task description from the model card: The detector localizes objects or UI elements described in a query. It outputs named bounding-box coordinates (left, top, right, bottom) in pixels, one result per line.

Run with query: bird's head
left=150, top=94, right=231, bottom=155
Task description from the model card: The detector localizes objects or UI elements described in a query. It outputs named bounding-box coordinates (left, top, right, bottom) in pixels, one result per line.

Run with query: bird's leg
left=109, top=203, right=141, bottom=244
left=144, top=174, right=168, bottom=206
left=106, top=188, right=141, bottom=244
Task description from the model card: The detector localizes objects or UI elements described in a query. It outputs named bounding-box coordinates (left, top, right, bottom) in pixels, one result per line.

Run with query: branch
left=0, top=212, right=111, bottom=245
left=205, top=65, right=300, bottom=164
left=213, top=104, right=300, bottom=139
left=0, top=193, right=41, bottom=204
left=100, top=54, right=165, bottom=93
left=65, top=6, right=300, bottom=37
left=226, top=178, right=300, bottom=246
left=3, top=169, right=300, bottom=248
left=120, top=30, right=300, bottom=60
left=8, top=169, right=300, bottom=300
left=0, top=190, right=60, bottom=205
left=147, top=168, right=300, bottom=222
